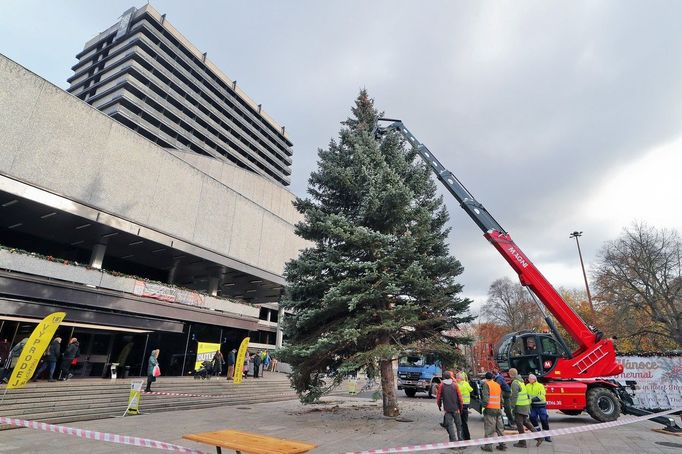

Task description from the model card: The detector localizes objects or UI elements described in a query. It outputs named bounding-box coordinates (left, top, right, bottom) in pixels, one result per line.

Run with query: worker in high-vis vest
left=509, top=368, right=543, bottom=448
left=527, top=374, right=552, bottom=442
left=455, top=372, right=472, bottom=440
left=480, top=372, right=507, bottom=452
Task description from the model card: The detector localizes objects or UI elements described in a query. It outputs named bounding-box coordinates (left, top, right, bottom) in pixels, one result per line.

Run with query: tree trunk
left=379, top=357, right=400, bottom=417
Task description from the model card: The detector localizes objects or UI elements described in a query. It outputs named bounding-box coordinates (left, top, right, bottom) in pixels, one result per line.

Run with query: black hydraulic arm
left=377, top=118, right=506, bottom=235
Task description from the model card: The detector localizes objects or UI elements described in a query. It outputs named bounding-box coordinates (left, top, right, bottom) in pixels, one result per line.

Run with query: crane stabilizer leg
left=615, top=384, right=682, bottom=433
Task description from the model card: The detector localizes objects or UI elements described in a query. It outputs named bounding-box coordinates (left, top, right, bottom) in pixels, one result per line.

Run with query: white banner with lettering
left=133, top=280, right=205, bottom=307
left=614, top=355, right=682, bottom=410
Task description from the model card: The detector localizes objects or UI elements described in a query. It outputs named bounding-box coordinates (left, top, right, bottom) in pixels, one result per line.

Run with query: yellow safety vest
left=457, top=380, right=473, bottom=404
left=486, top=380, right=502, bottom=409
left=526, top=382, right=546, bottom=405
left=514, top=378, right=531, bottom=406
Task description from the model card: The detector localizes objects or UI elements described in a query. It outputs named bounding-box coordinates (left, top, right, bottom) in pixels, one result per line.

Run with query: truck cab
left=397, top=353, right=442, bottom=397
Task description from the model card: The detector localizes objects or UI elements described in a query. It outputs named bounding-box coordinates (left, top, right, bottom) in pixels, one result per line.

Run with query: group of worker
left=436, top=367, right=551, bottom=451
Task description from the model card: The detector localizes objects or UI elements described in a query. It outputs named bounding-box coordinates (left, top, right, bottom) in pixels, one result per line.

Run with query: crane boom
left=377, top=118, right=623, bottom=379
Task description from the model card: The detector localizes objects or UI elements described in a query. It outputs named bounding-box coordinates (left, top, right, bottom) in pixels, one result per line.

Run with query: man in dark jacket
left=32, top=337, right=62, bottom=381
left=495, top=370, right=514, bottom=428
left=226, top=348, right=236, bottom=380
left=59, top=338, right=79, bottom=381
left=252, top=352, right=262, bottom=378
left=436, top=371, right=464, bottom=444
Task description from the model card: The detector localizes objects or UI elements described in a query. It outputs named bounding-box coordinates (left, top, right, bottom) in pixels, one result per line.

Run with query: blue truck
left=397, top=353, right=443, bottom=398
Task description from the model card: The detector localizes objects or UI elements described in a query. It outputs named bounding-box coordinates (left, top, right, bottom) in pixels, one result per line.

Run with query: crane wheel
left=586, top=387, right=620, bottom=422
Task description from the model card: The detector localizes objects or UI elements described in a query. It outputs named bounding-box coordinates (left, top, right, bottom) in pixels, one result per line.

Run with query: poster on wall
left=194, top=342, right=221, bottom=371
left=614, top=355, right=682, bottom=410
left=133, top=280, right=205, bottom=307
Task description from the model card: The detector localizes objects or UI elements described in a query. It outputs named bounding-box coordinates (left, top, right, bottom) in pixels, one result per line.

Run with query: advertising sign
left=614, top=355, right=682, bottom=410
left=194, top=342, right=221, bottom=371
left=7, top=312, right=66, bottom=389
left=125, top=380, right=144, bottom=416
left=232, top=337, right=250, bottom=384
left=133, top=280, right=205, bottom=307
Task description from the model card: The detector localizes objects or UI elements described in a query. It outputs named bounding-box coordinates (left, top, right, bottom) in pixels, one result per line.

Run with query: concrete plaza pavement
left=0, top=390, right=680, bottom=453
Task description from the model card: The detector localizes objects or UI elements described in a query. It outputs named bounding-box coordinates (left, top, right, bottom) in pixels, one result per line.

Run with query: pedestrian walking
left=260, top=350, right=268, bottom=376
left=32, top=337, right=61, bottom=382
left=212, top=350, right=224, bottom=378
left=253, top=352, right=262, bottom=378
left=480, top=371, right=507, bottom=452
left=0, top=338, right=28, bottom=383
left=59, top=338, right=79, bottom=381
left=455, top=372, right=472, bottom=440
left=436, top=371, right=463, bottom=446
left=263, top=351, right=271, bottom=373
left=145, top=349, right=160, bottom=392
left=243, top=355, right=250, bottom=379
left=226, top=348, right=236, bottom=380
left=270, top=354, right=278, bottom=372
left=509, top=368, right=542, bottom=448
left=527, top=374, right=552, bottom=442
left=0, top=339, right=10, bottom=367
left=494, top=369, right=513, bottom=429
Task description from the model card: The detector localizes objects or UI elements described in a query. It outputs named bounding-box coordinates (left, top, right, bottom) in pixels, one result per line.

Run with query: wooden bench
left=183, top=429, right=317, bottom=454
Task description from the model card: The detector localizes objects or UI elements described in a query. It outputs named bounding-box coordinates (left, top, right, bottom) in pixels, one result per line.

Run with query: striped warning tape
left=142, top=391, right=224, bottom=398
left=0, top=416, right=207, bottom=453
left=341, top=408, right=682, bottom=453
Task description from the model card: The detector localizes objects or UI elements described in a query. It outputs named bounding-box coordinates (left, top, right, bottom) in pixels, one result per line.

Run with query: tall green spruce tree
left=279, top=91, right=472, bottom=416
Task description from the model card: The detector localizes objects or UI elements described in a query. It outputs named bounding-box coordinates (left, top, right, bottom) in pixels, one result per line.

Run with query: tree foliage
left=277, top=91, right=473, bottom=415
left=481, top=277, right=543, bottom=332
left=593, top=222, right=682, bottom=349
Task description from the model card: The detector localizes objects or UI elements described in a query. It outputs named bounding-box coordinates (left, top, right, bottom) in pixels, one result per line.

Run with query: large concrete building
left=67, top=5, right=293, bottom=186
left=0, top=50, right=306, bottom=378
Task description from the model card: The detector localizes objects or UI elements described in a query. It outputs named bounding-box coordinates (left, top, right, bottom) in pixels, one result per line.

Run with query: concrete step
left=0, top=375, right=297, bottom=430
left=0, top=390, right=298, bottom=430
left=1, top=389, right=295, bottom=414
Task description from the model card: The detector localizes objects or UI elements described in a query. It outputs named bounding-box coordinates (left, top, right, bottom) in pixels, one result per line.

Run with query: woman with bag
left=145, top=349, right=160, bottom=392
left=59, top=338, right=79, bottom=381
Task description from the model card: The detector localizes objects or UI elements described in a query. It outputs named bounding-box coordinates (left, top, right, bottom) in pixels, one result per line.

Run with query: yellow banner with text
left=7, top=312, right=66, bottom=389
left=232, top=337, right=250, bottom=384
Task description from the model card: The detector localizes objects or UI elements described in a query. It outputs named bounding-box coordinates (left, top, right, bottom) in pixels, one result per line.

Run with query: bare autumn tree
left=593, top=222, right=682, bottom=349
left=481, top=277, right=543, bottom=332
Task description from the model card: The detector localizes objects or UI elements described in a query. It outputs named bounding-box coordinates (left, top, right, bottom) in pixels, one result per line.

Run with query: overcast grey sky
left=2, top=0, right=681, bottom=311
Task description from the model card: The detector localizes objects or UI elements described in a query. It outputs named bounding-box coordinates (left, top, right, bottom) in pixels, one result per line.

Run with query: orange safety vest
left=486, top=379, right=502, bottom=409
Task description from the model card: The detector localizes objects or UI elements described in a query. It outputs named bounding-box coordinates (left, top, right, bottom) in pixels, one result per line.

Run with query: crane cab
left=495, top=332, right=564, bottom=378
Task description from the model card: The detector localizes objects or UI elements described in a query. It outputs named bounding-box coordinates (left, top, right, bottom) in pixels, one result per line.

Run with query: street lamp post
left=570, top=231, right=595, bottom=314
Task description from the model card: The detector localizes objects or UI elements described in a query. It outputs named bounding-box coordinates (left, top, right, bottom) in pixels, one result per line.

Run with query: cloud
left=3, top=0, right=681, bottom=304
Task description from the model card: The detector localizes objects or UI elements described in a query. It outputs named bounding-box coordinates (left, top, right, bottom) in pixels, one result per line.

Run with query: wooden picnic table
left=183, top=429, right=317, bottom=454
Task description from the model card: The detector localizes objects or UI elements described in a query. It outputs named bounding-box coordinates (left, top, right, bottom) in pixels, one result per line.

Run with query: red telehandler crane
left=376, top=118, right=681, bottom=429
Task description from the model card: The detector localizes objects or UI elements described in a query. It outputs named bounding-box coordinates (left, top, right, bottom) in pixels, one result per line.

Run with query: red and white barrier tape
left=0, top=416, right=207, bottom=453
left=341, top=408, right=682, bottom=454
left=142, top=391, right=224, bottom=398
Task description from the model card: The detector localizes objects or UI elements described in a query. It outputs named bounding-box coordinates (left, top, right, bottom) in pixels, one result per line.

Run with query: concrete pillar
left=266, top=309, right=271, bottom=322
left=89, top=244, right=107, bottom=269
left=208, top=277, right=219, bottom=297
left=167, top=258, right=181, bottom=284
left=275, top=305, right=284, bottom=348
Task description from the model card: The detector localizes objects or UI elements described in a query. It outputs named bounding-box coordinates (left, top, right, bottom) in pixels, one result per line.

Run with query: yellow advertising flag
left=7, top=312, right=66, bottom=389
left=232, top=337, right=250, bottom=384
left=194, top=342, right=221, bottom=371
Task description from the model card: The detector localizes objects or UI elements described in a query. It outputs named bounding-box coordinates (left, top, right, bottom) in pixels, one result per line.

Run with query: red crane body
left=377, top=118, right=626, bottom=421
left=486, top=230, right=623, bottom=379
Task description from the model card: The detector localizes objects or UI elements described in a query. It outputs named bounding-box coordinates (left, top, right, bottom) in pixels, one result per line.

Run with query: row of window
left=70, top=35, right=291, bottom=183
left=74, top=14, right=292, bottom=153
